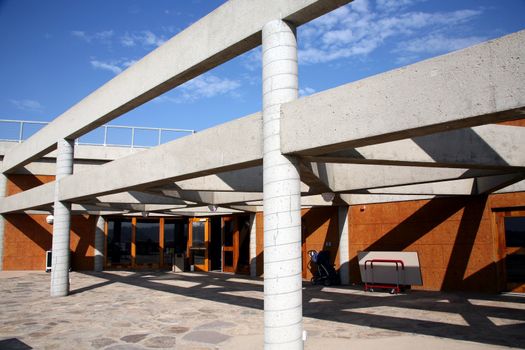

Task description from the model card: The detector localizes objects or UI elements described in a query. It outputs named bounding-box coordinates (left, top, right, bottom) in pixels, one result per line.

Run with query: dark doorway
left=210, top=217, right=222, bottom=271
left=504, top=216, right=525, bottom=289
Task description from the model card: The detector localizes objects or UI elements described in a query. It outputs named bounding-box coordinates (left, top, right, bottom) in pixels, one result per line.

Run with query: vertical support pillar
left=338, top=206, right=350, bottom=285
left=50, top=138, right=74, bottom=297
left=249, top=213, right=257, bottom=277
left=0, top=173, right=7, bottom=271
left=94, top=216, right=105, bottom=272
left=262, top=19, right=302, bottom=349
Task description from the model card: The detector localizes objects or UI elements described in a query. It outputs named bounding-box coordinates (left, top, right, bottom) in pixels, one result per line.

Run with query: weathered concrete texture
left=0, top=182, right=54, bottom=214
left=50, top=139, right=74, bottom=297
left=94, top=216, right=105, bottom=272
left=281, top=30, right=525, bottom=155
left=2, top=0, right=352, bottom=173
left=0, top=173, right=6, bottom=270
left=337, top=206, right=350, bottom=285
left=0, top=271, right=524, bottom=350
left=306, top=125, right=525, bottom=170
left=262, top=19, right=303, bottom=349
left=59, top=114, right=263, bottom=202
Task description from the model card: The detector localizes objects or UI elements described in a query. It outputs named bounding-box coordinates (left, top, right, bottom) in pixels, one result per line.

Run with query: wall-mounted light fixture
left=208, top=205, right=218, bottom=212
left=321, top=192, right=335, bottom=202
left=46, top=215, right=54, bottom=225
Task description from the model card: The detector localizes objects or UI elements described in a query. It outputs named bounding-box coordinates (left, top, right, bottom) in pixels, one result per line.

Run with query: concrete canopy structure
left=0, top=0, right=524, bottom=348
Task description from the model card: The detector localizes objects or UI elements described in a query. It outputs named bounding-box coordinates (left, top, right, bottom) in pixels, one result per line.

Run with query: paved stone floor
left=0, top=271, right=524, bottom=349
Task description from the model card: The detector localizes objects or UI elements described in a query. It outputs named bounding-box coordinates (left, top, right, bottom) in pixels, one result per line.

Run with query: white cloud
left=156, top=74, right=241, bottom=103
left=299, top=87, right=316, bottom=97
left=10, top=99, right=44, bottom=112
left=90, top=60, right=123, bottom=75
left=71, top=30, right=114, bottom=44
left=396, top=34, right=486, bottom=54
left=298, top=0, right=484, bottom=65
left=121, top=31, right=166, bottom=48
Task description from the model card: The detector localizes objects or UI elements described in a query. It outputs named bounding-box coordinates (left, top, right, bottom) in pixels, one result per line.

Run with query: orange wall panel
left=2, top=213, right=96, bottom=271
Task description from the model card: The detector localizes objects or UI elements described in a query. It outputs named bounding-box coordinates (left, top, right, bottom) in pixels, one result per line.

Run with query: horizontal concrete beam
left=312, top=163, right=511, bottom=192
left=2, top=0, right=351, bottom=173
left=366, top=173, right=523, bottom=196
left=340, top=194, right=435, bottom=205
left=83, top=191, right=190, bottom=205
left=304, top=125, right=525, bottom=170
left=281, top=30, right=525, bottom=155
left=59, top=114, right=262, bottom=202
left=0, top=182, right=54, bottom=213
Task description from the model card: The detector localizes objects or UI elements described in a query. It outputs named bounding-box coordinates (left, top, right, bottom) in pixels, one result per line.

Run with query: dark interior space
left=210, top=217, right=222, bottom=271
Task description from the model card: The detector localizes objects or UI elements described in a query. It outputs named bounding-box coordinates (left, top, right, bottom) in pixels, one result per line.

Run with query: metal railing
left=0, top=119, right=195, bottom=148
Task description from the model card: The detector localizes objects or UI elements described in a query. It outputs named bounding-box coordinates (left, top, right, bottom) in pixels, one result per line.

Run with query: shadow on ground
left=75, top=271, right=525, bottom=348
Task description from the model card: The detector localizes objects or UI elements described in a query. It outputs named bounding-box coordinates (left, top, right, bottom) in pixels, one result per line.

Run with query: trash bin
left=173, top=253, right=185, bottom=272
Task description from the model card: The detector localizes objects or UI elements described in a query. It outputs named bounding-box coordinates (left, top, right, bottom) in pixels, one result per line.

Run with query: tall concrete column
left=50, top=138, right=74, bottom=297
left=249, top=213, right=257, bottom=277
left=338, top=206, right=350, bottom=285
left=94, top=216, right=105, bottom=272
left=0, top=173, right=6, bottom=271
left=262, top=19, right=302, bottom=349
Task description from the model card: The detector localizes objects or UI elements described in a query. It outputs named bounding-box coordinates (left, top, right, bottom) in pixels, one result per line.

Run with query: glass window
left=505, top=217, right=525, bottom=247
left=194, top=249, right=205, bottom=265
left=164, top=220, right=188, bottom=265
left=192, top=221, right=205, bottom=248
left=135, top=220, right=160, bottom=265
left=224, top=220, right=233, bottom=247
left=107, top=219, right=132, bottom=265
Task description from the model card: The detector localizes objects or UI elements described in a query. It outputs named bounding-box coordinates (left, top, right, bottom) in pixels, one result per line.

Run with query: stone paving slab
left=0, top=271, right=524, bottom=349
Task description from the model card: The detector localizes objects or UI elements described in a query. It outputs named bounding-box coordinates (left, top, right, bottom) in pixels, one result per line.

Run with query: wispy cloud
left=156, top=74, right=241, bottom=103
left=90, top=60, right=123, bottom=75
left=71, top=30, right=114, bottom=44
left=120, top=31, right=166, bottom=48
left=298, top=0, right=483, bottom=65
left=10, top=99, right=44, bottom=112
left=299, top=87, right=316, bottom=97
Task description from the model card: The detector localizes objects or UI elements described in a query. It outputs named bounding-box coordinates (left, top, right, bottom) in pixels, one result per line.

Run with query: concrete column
left=249, top=213, right=257, bottom=278
left=94, top=216, right=105, bottom=272
left=338, top=206, right=350, bottom=285
left=50, top=138, right=74, bottom=297
left=262, top=20, right=302, bottom=349
left=0, top=173, right=6, bottom=271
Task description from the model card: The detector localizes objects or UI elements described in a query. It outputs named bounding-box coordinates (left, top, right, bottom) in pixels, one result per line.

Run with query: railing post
left=158, top=128, right=162, bottom=145
left=18, top=121, right=24, bottom=143
left=103, top=126, right=108, bottom=146
left=131, top=127, right=135, bottom=148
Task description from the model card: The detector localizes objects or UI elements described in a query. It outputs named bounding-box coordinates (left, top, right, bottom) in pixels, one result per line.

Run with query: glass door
left=189, top=218, right=209, bottom=271
left=222, top=216, right=238, bottom=273
left=504, top=216, right=525, bottom=292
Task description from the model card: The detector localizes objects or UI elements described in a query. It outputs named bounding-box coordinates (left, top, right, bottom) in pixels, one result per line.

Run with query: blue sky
left=0, top=0, right=524, bottom=145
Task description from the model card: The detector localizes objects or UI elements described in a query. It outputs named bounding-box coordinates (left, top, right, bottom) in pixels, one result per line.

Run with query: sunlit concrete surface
left=1, top=271, right=524, bottom=349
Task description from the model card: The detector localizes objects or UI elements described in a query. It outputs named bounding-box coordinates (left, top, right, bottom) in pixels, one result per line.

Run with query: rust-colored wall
left=348, top=196, right=498, bottom=292
left=3, top=174, right=97, bottom=271
left=255, top=207, right=339, bottom=279
left=3, top=214, right=97, bottom=271
left=302, top=207, right=339, bottom=280
left=7, top=174, right=55, bottom=195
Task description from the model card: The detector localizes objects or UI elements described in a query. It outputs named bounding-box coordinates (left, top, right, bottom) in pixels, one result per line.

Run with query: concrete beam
left=58, top=114, right=262, bottom=202
left=340, top=194, right=435, bottom=205
left=0, top=182, right=54, bottom=213
left=2, top=0, right=351, bottom=173
left=318, top=163, right=510, bottom=192
left=304, top=125, right=525, bottom=170
left=281, top=30, right=525, bottom=155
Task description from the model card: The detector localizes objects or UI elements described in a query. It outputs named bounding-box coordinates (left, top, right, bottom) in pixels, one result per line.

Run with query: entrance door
left=503, top=215, right=525, bottom=292
left=189, top=218, right=210, bottom=271
left=222, top=216, right=238, bottom=273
